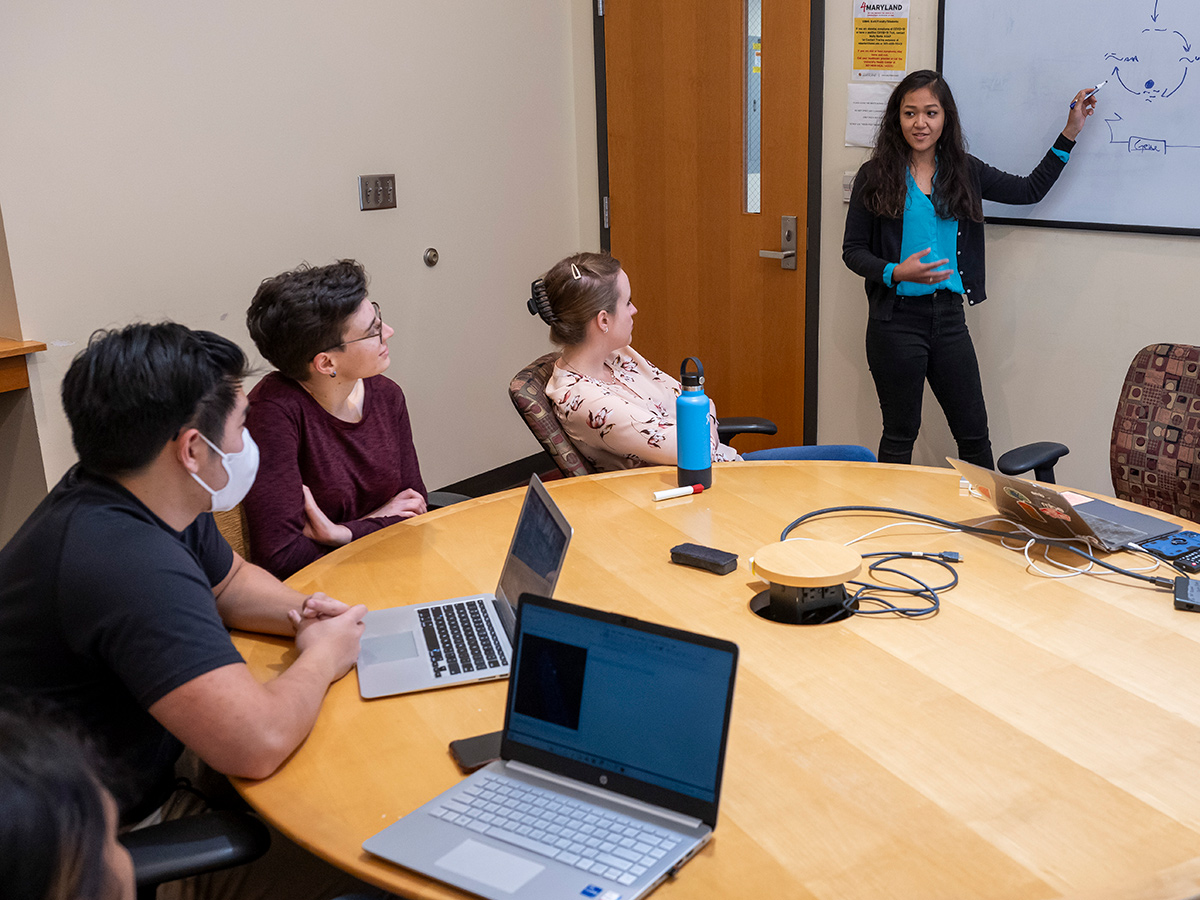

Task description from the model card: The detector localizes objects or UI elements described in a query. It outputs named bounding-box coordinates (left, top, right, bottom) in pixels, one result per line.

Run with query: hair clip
left=570, top=263, right=582, bottom=280
left=528, top=279, right=557, bottom=325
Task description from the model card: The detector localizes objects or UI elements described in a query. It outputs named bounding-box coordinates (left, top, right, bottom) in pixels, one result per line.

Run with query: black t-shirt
left=0, top=465, right=243, bottom=822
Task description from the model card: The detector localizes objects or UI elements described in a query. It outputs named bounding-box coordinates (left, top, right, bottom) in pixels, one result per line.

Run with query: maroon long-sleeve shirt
left=243, top=373, right=426, bottom=579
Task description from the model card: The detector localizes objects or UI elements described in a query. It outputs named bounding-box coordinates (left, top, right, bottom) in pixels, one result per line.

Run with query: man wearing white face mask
left=0, top=322, right=383, bottom=900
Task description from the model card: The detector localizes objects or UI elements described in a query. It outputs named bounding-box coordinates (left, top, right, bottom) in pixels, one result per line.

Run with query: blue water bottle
left=677, top=357, right=712, bottom=489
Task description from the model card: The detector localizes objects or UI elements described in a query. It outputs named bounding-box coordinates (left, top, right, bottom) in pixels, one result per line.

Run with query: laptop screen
left=503, top=596, right=737, bottom=825
left=495, top=477, right=572, bottom=609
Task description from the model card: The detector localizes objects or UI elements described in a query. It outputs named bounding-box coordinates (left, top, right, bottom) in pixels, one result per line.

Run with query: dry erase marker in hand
left=654, top=484, right=704, bottom=501
left=1070, top=80, right=1107, bottom=108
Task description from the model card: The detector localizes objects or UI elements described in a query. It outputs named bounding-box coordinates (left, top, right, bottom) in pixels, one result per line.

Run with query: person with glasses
left=244, top=259, right=428, bottom=578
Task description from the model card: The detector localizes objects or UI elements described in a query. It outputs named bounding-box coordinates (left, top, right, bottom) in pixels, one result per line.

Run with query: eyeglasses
left=319, top=301, right=383, bottom=354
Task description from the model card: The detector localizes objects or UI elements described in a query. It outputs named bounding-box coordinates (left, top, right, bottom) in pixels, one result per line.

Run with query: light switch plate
left=843, top=171, right=856, bottom=203
left=359, top=174, right=396, bottom=210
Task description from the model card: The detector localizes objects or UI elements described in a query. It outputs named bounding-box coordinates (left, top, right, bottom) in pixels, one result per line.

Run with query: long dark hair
left=859, top=70, right=982, bottom=223
left=0, top=698, right=117, bottom=900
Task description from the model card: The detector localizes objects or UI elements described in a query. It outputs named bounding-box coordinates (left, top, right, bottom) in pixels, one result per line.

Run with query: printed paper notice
left=846, top=82, right=892, bottom=147
left=853, top=0, right=908, bottom=81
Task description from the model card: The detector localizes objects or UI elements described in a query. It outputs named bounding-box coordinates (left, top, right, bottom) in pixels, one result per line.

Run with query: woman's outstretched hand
left=1063, top=87, right=1097, bottom=140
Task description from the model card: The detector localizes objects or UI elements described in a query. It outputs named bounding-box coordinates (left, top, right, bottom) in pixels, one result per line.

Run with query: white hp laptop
left=363, top=594, right=739, bottom=900
left=357, top=475, right=572, bottom=699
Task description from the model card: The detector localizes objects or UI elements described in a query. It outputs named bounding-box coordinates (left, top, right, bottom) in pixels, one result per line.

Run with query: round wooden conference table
left=231, top=462, right=1200, bottom=900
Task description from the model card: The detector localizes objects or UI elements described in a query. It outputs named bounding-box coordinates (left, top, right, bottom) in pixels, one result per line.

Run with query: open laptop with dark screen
left=357, top=475, right=572, bottom=699
left=363, top=594, right=739, bottom=900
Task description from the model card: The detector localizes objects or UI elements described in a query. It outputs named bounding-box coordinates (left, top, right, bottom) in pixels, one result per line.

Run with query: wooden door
left=603, top=0, right=817, bottom=450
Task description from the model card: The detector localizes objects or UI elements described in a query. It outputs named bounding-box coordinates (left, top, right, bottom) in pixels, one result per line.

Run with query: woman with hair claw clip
left=527, top=252, right=737, bottom=473
left=528, top=252, right=837, bottom=472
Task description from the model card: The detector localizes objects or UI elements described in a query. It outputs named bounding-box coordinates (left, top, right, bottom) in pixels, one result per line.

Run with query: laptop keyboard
left=418, top=599, right=508, bottom=679
left=428, top=772, right=680, bottom=887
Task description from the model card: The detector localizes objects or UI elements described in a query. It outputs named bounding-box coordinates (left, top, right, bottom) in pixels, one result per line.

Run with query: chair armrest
left=121, top=810, right=271, bottom=888
left=997, top=442, right=1070, bottom=483
left=717, top=416, right=778, bottom=441
left=428, top=491, right=472, bottom=510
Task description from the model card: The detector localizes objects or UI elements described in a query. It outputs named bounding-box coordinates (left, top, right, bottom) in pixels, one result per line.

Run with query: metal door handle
left=760, top=216, right=798, bottom=270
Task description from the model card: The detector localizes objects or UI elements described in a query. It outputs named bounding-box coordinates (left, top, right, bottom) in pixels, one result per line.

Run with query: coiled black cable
left=781, top=505, right=1176, bottom=591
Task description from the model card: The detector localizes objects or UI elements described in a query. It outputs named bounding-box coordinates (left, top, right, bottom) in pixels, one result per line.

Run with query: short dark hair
left=0, top=697, right=114, bottom=900
left=62, top=322, right=250, bottom=477
left=540, top=252, right=623, bottom=346
left=246, top=260, right=369, bottom=381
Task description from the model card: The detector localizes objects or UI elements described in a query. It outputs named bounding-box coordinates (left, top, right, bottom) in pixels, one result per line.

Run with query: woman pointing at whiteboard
left=842, top=69, right=1095, bottom=467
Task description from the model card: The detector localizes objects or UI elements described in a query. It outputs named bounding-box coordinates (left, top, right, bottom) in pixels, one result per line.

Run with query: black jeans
left=865, top=292, right=994, bottom=468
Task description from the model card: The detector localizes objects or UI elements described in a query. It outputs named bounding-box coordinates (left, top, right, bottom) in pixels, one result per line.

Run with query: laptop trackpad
left=359, top=631, right=418, bottom=665
left=436, top=838, right=543, bottom=892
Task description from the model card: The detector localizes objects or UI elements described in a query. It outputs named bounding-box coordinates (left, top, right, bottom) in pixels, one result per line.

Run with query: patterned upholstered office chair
left=1000, top=343, right=1200, bottom=520
left=508, top=353, right=597, bottom=477
left=509, top=352, right=802, bottom=478
left=1110, top=343, right=1200, bottom=519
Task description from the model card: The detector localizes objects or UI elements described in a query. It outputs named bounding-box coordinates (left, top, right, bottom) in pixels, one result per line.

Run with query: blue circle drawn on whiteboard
left=1105, top=26, right=1193, bottom=103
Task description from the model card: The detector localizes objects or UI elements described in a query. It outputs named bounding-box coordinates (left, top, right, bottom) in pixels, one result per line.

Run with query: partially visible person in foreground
left=0, top=698, right=135, bottom=900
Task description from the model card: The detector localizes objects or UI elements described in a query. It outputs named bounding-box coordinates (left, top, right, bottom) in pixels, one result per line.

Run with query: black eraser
left=670, top=542, right=737, bottom=576
left=1173, top=576, right=1200, bottom=612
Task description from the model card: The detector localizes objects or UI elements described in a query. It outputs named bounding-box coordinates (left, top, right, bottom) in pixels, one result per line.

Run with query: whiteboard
left=938, top=0, right=1200, bottom=234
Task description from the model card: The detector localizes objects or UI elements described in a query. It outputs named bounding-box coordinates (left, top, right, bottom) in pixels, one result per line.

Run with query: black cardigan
left=842, top=133, right=1075, bottom=320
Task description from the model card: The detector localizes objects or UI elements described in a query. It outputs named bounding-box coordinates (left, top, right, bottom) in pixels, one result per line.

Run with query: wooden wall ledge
left=0, top=338, right=46, bottom=392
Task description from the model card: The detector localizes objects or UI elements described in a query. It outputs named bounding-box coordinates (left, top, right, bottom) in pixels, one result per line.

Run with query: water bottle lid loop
left=681, top=356, right=704, bottom=389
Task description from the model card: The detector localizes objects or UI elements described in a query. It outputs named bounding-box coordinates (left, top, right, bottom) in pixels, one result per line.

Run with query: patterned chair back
left=509, top=353, right=594, bottom=478
left=1111, top=343, right=1200, bottom=521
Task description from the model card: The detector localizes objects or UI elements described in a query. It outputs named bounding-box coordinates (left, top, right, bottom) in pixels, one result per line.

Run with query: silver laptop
left=363, top=594, right=739, bottom=900
left=357, top=475, right=572, bottom=699
left=949, top=458, right=1179, bottom=551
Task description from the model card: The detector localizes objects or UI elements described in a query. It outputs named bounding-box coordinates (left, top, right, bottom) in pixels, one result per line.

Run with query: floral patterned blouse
left=545, top=346, right=739, bottom=472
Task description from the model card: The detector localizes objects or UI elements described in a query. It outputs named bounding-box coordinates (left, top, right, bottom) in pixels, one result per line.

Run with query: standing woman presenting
left=842, top=69, right=1096, bottom=467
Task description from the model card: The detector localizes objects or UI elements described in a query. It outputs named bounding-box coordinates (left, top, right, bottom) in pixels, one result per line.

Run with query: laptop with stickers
left=949, top=457, right=1179, bottom=551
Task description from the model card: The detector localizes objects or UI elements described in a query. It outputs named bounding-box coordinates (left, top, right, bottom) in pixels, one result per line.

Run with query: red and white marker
left=653, top=484, right=705, bottom=501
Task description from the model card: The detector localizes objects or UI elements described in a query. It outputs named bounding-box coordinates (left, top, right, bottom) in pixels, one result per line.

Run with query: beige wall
left=0, top=0, right=599, bottom=495
left=5, top=0, right=1186, bottom=506
left=818, top=0, right=1199, bottom=494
